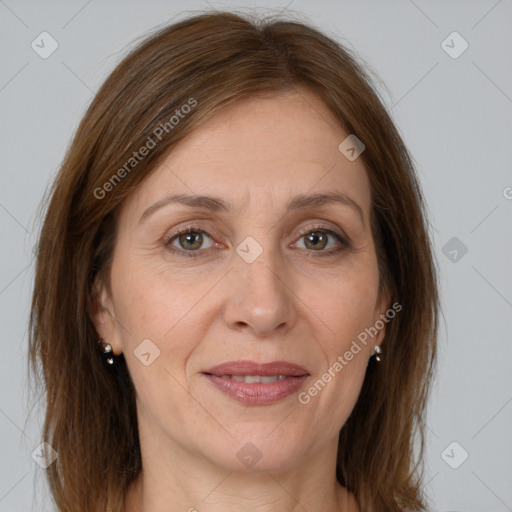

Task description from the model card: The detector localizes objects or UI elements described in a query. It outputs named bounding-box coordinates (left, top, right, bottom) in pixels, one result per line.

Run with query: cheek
left=300, top=256, right=380, bottom=350
left=295, top=255, right=379, bottom=412
left=111, top=268, right=201, bottom=425
left=111, top=256, right=212, bottom=390
left=112, top=254, right=196, bottom=341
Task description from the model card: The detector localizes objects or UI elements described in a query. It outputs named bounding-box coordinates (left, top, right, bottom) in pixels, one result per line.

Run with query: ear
left=89, top=276, right=123, bottom=355
left=373, top=288, right=392, bottom=348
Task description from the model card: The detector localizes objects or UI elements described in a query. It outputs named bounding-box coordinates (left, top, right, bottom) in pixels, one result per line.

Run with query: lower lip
left=203, top=374, right=309, bottom=405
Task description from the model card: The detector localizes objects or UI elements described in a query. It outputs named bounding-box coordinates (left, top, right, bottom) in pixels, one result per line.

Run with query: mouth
left=202, top=360, right=310, bottom=405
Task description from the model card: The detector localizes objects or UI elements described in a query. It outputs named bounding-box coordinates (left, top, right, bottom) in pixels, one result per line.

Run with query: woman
left=29, top=10, right=439, bottom=512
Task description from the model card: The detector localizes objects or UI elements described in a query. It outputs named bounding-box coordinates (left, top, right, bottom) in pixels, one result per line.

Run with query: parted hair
left=29, top=9, right=439, bottom=512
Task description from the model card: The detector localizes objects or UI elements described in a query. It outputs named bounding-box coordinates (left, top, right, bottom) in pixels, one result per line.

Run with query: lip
left=204, top=360, right=309, bottom=377
left=202, top=360, right=310, bottom=405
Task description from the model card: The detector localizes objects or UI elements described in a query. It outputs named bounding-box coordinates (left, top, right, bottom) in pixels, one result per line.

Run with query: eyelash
left=164, top=224, right=351, bottom=259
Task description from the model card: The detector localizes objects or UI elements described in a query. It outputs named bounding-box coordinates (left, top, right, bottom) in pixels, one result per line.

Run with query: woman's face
left=92, top=87, right=390, bottom=474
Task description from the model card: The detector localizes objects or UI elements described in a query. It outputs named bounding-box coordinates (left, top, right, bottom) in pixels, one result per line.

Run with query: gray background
left=1, top=0, right=511, bottom=510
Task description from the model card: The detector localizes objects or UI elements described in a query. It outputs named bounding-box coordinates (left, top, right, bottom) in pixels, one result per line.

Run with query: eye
left=165, top=226, right=215, bottom=257
left=164, top=224, right=350, bottom=259
left=292, top=225, right=349, bottom=256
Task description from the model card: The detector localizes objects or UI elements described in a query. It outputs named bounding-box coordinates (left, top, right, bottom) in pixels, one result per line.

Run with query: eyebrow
left=138, top=191, right=364, bottom=225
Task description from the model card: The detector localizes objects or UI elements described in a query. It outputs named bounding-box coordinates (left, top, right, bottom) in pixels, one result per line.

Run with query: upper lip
left=203, top=360, right=309, bottom=377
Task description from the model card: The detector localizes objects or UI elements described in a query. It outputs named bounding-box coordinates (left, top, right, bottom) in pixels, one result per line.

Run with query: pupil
left=307, top=232, right=326, bottom=249
left=182, top=232, right=201, bottom=249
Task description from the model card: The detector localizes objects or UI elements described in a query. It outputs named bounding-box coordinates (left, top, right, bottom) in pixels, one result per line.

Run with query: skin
left=91, top=86, right=390, bottom=512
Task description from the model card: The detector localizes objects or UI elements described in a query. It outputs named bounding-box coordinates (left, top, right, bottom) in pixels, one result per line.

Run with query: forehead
left=119, top=88, right=372, bottom=222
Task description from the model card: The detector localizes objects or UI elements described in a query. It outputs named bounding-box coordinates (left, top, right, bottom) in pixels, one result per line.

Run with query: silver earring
left=372, top=345, right=382, bottom=362
left=98, top=339, right=115, bottom=365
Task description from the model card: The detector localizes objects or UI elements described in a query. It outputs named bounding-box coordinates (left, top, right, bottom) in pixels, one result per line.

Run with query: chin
left=195, top=429, right=310, bottom=474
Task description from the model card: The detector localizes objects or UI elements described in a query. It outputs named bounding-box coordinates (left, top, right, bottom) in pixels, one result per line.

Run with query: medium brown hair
left=29, top=9, right=439, bottom=512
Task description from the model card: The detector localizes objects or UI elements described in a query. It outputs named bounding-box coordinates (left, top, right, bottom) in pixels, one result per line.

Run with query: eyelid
left=291, top=224, right=350, bottom=255
left=163, top=225, right=218, bottom=255
left=295, top=222, right=350, bottom=244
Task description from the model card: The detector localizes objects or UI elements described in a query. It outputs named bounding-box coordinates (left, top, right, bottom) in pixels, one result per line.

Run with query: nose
left=222, top=247, right=297, bottom=338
